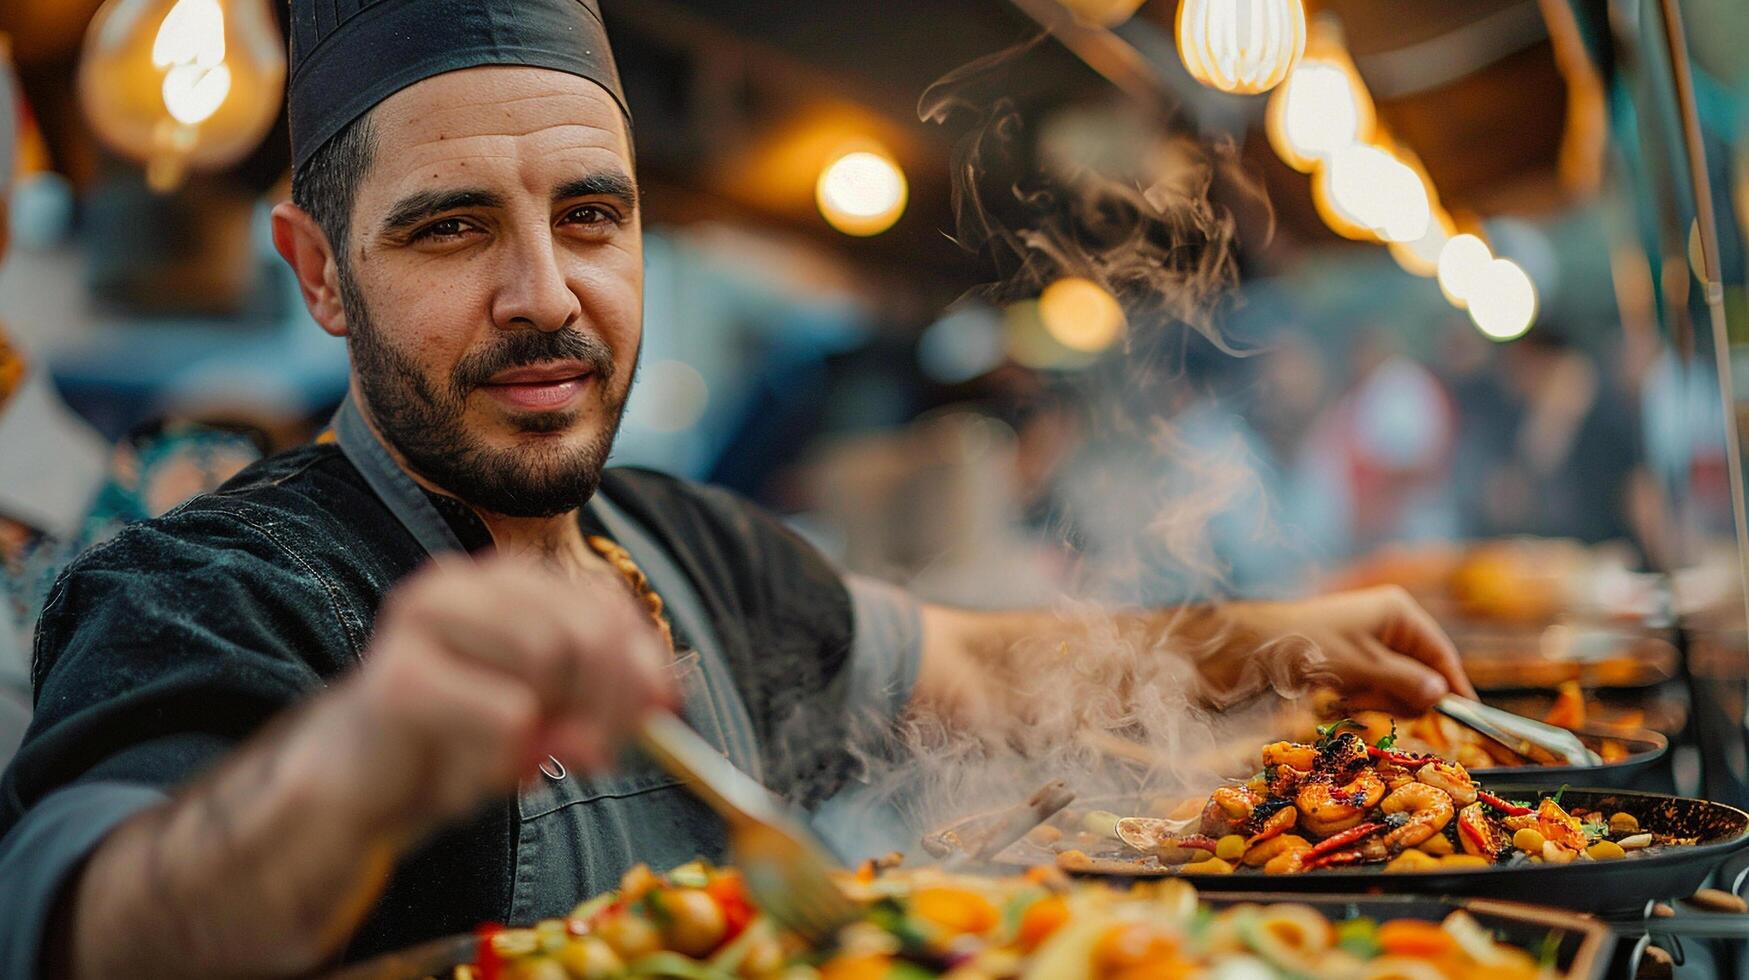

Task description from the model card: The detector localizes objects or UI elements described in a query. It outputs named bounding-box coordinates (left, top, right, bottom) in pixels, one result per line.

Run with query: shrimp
left=1247, top=804, right=1298, bottom=843
left=1262, top=741, right=1318, bottom=771
left=1200, top=785, right=1261, bottom=838
left=1243, top=833, right=1312, bottom=868
left=1296, top=770, right=1386, bottom=837
left=1455, top=801, right=1507, bottom=860
left=1415, top=761, right=1478, bottom=806
left=1348, top=783, right=1454, bottom=860
left=1375, top=760, right=1417, bottom=792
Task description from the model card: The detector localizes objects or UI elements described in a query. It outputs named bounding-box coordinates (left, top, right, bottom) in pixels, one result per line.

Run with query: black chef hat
left=287, top=0, right=629, bottom=173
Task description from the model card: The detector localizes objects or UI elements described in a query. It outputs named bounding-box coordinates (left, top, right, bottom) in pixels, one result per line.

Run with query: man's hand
left=1224, top=585, right=1476, bottom=712
left=62, top=555, right=676, bottom=978
left=331, top=556, right=677, bottom=839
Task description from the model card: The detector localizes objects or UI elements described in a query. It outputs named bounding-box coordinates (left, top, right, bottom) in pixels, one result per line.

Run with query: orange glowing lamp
left=78, top=0, right=285, bottom=191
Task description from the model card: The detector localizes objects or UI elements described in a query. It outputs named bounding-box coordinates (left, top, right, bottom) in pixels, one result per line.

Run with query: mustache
left=451, top=329, right=616, bottom=398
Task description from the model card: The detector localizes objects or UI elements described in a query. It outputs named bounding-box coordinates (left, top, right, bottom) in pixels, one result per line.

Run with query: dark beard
left=342, top=278, right=629, bottom=518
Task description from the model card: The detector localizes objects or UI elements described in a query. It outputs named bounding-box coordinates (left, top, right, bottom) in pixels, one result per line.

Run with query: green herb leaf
left=1317, top=719, right=1364, bottom=741
left=1376, top=721, right=1399, bottom=751
left=1552, top=784, right=1569, bottom=806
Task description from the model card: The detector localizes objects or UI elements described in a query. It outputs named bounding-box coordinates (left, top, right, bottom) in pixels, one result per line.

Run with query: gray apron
left=331, top=395, right=763, bottom=920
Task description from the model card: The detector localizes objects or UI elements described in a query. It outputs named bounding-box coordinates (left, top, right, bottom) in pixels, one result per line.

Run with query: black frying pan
left=1466, top=727, right=1668, bottom=790
left=1047, top=788, right=1749, bottom=916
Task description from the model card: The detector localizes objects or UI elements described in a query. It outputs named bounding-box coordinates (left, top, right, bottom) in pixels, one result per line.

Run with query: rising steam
left=809, top=40, right=1324, bottom=863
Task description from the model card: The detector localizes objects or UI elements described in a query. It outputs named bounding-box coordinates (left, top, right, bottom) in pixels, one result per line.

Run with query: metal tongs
left=1436, top=694, right=1603, bottom=767
left=636, top=712, right=860, bottom=944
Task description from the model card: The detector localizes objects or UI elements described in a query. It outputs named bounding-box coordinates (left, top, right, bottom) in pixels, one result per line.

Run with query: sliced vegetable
left=1377, top=920, right=1454, bottom=958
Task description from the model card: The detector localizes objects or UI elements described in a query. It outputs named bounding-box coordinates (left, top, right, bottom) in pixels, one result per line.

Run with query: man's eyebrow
left=553, top=172, right=639, bottom=210
left=380, top=189, right=505, bottom=233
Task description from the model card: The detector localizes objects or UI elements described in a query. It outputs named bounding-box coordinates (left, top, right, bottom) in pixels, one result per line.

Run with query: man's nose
left=491, top=225, right=583, bottom=332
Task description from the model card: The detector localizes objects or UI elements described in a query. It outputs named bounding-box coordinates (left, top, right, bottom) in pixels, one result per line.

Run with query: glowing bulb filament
left=154, top=0, right=230, bottom=126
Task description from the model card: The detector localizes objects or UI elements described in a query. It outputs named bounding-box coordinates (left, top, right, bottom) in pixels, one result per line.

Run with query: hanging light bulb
left=816, top=148, right=908, bottom=237
left=78, top=0, right=285, bottom=192
left=1177, top=0, right=1307, bottom=95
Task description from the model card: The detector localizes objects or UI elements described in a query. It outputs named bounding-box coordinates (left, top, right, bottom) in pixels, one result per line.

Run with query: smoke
left=916, top=36, right=1258, bottom=344
left=805, top=40, right=1330, bottom=864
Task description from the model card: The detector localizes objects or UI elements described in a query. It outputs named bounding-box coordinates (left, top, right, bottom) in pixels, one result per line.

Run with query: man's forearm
left=915, top=603, right=1258, bottom=719
left=53, top=698, right=397, bottom=978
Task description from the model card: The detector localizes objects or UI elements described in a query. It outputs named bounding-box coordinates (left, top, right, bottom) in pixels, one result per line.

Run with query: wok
left=1015, top=788, right=1749, bottom=916
left=1465, top=726, right=1668, bottom=790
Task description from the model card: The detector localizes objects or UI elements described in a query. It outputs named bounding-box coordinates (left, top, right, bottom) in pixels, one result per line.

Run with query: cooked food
left=1044, top=724, right=1694, bottom=877
left=455, top=861, right=1559, bottom=979
left=1303, top=696, right=1633, bottom=770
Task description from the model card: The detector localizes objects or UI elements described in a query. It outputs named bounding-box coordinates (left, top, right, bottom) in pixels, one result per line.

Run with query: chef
left=0, top=1, right=1474, bottom=975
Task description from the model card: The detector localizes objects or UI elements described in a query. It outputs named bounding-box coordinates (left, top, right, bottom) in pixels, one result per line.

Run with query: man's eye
left=414, top=218, right=473, bottom=241
left=564, top=205, right=619, bottom=227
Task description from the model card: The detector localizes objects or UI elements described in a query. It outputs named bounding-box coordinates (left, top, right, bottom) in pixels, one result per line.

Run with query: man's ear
left=271, top=202, right=350, bottom=338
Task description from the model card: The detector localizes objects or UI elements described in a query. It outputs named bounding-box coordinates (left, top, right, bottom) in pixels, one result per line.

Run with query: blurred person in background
left=1295, top=329, right=1459, bottom=556
left=0, top=3, right=1477, bottom=975
left=1476, top=325, right=1644, bottom=547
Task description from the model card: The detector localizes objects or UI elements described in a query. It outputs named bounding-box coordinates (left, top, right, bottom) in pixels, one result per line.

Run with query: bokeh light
left=816, top=150, right=908, bottom=237
left=1316, top=143, right=1430, bottom=243
left=636, top=360, right=710, bottom=433
left=1266, top=58, right=1373, bottom=172
left=1436, top=233, right=1493, bottom=307
left=1038, top=277, right=1126, bottom=353
left=1467, top=258, right=1538, bottom=341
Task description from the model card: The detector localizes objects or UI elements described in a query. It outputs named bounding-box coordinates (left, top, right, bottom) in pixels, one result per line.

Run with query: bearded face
left=317, top=67, right=646, bottom=517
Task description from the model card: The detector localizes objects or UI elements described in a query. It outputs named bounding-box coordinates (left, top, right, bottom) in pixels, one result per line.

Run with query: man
left=0, top=1, right=1473, bottom=976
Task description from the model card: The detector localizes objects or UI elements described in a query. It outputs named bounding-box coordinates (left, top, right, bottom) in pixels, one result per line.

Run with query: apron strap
left=330, top=394, right=468, bottom=557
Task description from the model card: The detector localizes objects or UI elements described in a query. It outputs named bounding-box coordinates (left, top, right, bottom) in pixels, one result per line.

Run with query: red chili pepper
left=1304, top=847, right=1367, bottom=871
left=1367, top=747, right=1434, bottom=768
left=1477, top=791, right=1532, bottom=816
left=1172, top=834, right=1222, bottom=853
left=474, top=923, right=505, bottom=980
left=1306, top=822, right=1384, bottom=858
left=1247, top=821, right=1288, bottom=846
left=705, top=874, right=755, bottom=942
left=1457, top=818, right=1496, bottom=858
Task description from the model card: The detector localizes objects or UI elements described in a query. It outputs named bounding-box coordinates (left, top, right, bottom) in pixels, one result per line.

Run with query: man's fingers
left=1373, top=588, right=1478, bottom=700
left=1341, top=635, right=1449, bottom=713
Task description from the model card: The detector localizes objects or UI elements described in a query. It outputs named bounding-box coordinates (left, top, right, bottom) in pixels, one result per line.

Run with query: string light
left=1468, top=258, right=1538, bottom=341
left=816, top=149, right=908, bottom=237
left=1314, top=143, right=1431, bottom=243
left=1177, top=0, right=1307, bottom=95
left=1389, top=208, right=1454, bottom=277
left=78, top=0, right=284, bottom=192
left=1437, top=233, right=1494, bottom=307
left=1266, top=56, right=1374, bottom=172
